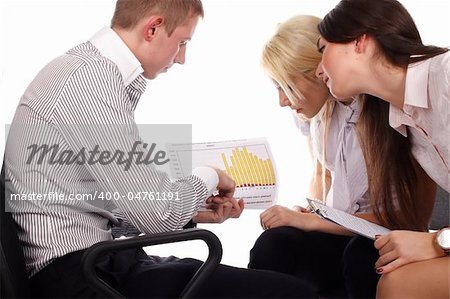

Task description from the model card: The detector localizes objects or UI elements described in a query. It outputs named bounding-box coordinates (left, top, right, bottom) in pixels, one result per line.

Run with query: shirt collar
left=89, top=27, right=144, bottom=87
left=403, top=59, right=431, bottom=108
left=389, top=58, right=431, bottom=136
left=389, top=106, right=409, bottom=136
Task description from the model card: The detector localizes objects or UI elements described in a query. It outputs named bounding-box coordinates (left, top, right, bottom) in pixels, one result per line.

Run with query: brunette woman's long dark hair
left=357, top=97, right=426, bottom=230
left=318, top=0, right=448, bottom=66
left=318, top=0, right=448, bottom=231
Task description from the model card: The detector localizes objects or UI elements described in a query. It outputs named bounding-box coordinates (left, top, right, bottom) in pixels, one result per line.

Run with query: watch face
left=437, top=228, right=450, bottom=249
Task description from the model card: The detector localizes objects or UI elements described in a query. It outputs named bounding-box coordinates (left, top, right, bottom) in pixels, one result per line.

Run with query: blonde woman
left=248, top=15, right=435, bottom=298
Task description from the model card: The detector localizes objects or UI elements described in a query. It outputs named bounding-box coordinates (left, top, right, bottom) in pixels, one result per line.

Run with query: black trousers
left=248, top=227, right=380, bottom=299
left=30, top=246, right=316, bottom=298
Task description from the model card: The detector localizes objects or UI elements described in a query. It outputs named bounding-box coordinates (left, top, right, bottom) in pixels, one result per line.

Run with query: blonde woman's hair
left=262, top=15, right=330, bottom=201
left=261, top=15, right=322, bottom=105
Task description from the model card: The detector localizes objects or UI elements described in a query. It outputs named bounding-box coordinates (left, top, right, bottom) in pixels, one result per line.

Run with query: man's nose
left=174, top=47, right=186, bottom=65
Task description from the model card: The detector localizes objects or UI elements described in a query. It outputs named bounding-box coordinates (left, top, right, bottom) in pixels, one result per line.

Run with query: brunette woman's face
left=315, top=37, right=361, bottom=100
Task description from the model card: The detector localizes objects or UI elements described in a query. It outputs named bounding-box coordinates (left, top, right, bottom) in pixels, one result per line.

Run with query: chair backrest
left=0, top=166, right=30, bottom=298
left=429, top=185, right=450, bottom=230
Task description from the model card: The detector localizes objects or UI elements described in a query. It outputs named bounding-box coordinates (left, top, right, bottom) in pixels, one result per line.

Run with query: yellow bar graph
left=221, top=147, right=275, bottom=187
left=243, top=148, right=255, bottom=184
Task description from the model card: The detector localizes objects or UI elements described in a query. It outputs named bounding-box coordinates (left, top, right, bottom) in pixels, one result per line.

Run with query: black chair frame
left=82, top=228, right=223, bottom=298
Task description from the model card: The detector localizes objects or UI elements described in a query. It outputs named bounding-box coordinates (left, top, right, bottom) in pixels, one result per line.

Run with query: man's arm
left=53, top=62, right=214, bottom=233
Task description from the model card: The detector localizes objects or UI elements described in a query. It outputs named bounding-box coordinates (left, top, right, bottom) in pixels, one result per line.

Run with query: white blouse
left=390, top=51, right=450, bottom=192
left=295, top=100, right=371, bottom=214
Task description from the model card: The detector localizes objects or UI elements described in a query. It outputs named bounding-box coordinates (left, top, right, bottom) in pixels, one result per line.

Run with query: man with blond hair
left=4, top=0, right=314, bottom=297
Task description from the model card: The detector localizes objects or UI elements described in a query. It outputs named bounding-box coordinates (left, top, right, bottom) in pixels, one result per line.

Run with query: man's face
left=140, top=16, right=200, bottom=80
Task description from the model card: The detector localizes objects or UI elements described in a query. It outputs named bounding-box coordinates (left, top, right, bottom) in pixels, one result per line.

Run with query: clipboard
left=307, top=198, right=391, bottom=240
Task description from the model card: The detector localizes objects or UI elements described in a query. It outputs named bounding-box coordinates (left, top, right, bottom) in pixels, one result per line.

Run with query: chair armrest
left=82, top=228, right=223, bottom=299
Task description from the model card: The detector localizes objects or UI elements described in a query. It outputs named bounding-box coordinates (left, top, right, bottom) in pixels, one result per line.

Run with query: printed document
left=167, top=138, right=278, bottom=209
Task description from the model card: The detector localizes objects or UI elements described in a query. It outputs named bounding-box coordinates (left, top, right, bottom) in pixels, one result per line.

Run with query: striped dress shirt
left=4, top=27, right=217, bottom=277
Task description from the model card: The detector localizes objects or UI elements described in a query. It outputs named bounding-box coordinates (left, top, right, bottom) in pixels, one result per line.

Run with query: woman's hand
left=374, top=230, right=445, bottom=274
left=260, top=205, right=318, bottom=230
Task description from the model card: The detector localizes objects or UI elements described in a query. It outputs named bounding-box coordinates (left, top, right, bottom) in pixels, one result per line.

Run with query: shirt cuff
left=192, top=166, right=219, bottom=198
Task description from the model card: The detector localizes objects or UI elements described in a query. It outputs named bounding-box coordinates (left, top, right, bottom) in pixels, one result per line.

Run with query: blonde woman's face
left=276, top=75, right=329, bottom=119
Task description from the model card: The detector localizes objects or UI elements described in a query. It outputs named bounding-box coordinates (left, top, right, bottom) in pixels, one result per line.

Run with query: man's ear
left=143, top=16, right=164, bottom=42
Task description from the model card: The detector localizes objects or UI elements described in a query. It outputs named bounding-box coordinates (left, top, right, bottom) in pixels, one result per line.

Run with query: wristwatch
left=436, top=227, right=450, bottom=255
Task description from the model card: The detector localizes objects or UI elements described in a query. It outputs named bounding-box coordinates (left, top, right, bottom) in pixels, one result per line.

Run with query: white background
left=1, top=0, right=449, bottom=268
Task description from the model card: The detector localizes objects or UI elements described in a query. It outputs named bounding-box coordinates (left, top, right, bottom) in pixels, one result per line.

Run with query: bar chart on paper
left=167, top=138, right=278, bottom=208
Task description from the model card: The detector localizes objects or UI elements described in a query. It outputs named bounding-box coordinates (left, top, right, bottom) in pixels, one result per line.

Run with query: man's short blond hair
left=111, top=0, right=204, bottom=36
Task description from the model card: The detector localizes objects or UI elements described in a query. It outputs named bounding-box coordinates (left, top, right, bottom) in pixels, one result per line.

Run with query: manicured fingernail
left=376, top=268, right=383, bottom=274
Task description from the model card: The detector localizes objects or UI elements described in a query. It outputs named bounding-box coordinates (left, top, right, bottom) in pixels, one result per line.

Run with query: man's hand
left=193, top=168, right=244, bottom=223
left=374, top=231, right=445, bottom=274
left=193, top=197, right=244, bottom=223
left=214, top=168, right=235, bottom=199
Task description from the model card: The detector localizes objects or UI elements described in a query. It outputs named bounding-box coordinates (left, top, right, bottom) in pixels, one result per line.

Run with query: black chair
left=429, top=185, right=450, bottom=230
left=82, top=229, right=222, bottom=298
left=0, top=170, right=223, bottom=298
left=0, top=172, right=30, bottom=298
